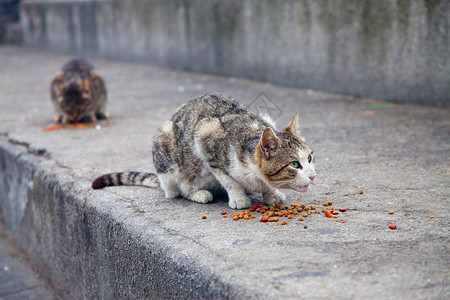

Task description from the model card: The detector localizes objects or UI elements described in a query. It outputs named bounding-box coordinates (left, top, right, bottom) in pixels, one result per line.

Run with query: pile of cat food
left=211, top=201, right=347, bottom=225
left=42, top=123, right=96, bottom=131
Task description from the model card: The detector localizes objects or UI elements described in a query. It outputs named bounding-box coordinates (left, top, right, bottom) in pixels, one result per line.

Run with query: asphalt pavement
left=0, top=45, right=449, bottom=299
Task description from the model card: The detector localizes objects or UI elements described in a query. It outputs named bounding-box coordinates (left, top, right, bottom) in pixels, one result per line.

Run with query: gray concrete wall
left=20, top=0, right=449, bottom=106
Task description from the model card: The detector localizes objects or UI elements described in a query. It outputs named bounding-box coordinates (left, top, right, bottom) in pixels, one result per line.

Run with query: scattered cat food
left=429, top=216, right=435, bottom=219
left=339, top=208, right=346, bottom=212
left=223, top=203, right=345, bottom=225
left=281, top=220, right=287, bottom=225
left=323, top=201, right=333, bottom=206
left=201, top=215, right=207, bottom=219
left=388, top=224, right=397, bottom=230
left=358, top=188, right=364, bottom=194
left=340, top=220, right=347, bottom=224
left=388, top=210, right=394, bottom=215
left=43, top=123, right=96, bottom=131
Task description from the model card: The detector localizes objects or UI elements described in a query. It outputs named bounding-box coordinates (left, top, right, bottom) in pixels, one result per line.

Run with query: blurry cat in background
left=50, top=58, right=108, bottom=124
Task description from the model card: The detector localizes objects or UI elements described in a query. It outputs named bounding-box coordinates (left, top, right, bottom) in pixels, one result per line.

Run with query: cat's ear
left=282, top=114, right=299, bottom=136
left=260, top=128, right=281, bottom=159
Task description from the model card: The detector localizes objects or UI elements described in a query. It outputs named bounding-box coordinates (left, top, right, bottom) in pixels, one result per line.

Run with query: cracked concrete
left=0, top=46, right=449, bottom=299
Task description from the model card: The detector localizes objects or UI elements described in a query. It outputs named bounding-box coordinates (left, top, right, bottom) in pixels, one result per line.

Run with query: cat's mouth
left=293, top=184, right=310, bottom=192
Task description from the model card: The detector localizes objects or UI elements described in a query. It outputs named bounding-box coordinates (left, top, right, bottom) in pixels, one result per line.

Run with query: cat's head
left=255, top=114, right=316, bottom=192
left=52, top=73, right=92, bottom=122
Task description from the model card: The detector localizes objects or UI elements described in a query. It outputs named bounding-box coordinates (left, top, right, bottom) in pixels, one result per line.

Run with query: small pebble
left=304, top=225, right=308, bottom=229
left=388, top=224, right=397, bottom=230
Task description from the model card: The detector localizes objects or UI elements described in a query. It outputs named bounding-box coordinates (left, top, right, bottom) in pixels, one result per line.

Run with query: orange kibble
left=302, top=212, right=308, bottom=217
left=358, top=188, right=364, bottom=194
left=315, top=210, right=320, bottom=214
left=323, top=208, right=333, bottom=218
left=201, top=215, right=207, bottom=219
left=281, top=220, right=287, bottom=225
left=429, top=216, right=435, bottom=219
left=388, top=210, right=394, bottom=215
left=298, top=217, right=304, bottom=221
left=310, top=204, right=316, bottom=210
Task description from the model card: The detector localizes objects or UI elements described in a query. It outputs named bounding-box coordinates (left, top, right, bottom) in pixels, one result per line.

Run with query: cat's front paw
left=228, top=195, right=252, bottom=209
left=263, top=190, right=285, bottom=205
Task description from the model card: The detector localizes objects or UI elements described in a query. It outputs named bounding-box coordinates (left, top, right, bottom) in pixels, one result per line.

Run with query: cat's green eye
left=308, top=154, right=312, bottom=163
left=290, top=161, right=301, bottom=169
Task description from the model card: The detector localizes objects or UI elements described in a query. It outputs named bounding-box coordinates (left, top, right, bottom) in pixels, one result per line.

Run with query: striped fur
left=91, top=172, right=159, bottom=189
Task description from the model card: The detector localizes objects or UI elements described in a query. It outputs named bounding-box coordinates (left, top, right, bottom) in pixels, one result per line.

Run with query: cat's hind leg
left=178, top=183, right=214, bottom=204
left=95, top=104, right=109, bottom=120
left=157, top=173, right=179, bottom=199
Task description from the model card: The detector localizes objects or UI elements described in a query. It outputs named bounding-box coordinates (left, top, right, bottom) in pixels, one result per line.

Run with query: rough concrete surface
left=0, top=46, right=449, bottom=299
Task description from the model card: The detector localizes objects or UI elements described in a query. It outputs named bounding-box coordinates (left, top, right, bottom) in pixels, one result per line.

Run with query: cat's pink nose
left=309, top=174, right=316, bottom=181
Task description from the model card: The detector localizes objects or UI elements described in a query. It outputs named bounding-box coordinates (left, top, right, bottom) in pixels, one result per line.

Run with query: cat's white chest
left=228, top=149, right=268, bottom=193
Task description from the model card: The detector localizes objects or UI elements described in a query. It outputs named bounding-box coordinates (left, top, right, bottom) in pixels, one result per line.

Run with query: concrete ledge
left=0, top=136, right=251, bottom=299
left=1, top=46, right=449, bottom=299
left=19, top=0, right=450, bottom=106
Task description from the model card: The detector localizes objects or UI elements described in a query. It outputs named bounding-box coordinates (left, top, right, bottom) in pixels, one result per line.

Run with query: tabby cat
left=92, top=94, right=315, bottom=209
left=50, top=58, right=108, bottom=123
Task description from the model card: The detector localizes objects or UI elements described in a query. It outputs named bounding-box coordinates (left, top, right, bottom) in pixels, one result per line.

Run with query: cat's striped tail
left=91, top=172, right=160, bottom=189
